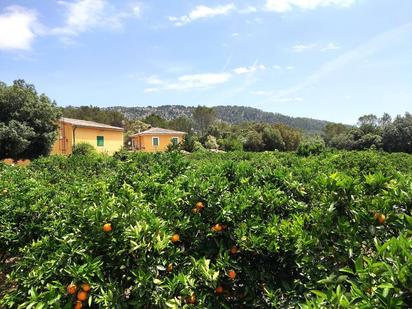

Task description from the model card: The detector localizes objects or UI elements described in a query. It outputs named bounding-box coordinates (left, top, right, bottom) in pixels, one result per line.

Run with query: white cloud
left=144, top=72, right=231, bottom=92
left=169, top=4, right=235, bottom=26
left=265, top=0, right=357, bottom=12
left=52, top=0, right=142, bottom=36
left=0, top=6, right=38, bottom=50
left=143, top=75, right=164, bottom=85
left=233, top=63, right=266, bottom=74
left=321, top=42, right=340, bottom=51
left=239, top=6, right=258, bottom=14
left=259, top=23, right=412, bottom=106
left=251, top=90, right=273, bottom=96
left=291, top=43, right=317, bottom=52
left=272, top=65, right=295, bottom=70
left=291, top=42, right=341, bottom=52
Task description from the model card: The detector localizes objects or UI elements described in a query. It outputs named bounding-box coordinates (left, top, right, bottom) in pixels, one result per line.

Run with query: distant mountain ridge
left=109, top=105, right=332, bottom=133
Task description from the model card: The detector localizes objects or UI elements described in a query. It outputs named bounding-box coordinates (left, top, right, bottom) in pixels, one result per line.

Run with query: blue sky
left=0, top=0, right=411, bottom=124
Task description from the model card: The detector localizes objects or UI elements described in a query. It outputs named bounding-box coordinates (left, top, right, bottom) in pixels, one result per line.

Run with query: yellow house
left=131, top=127, right=186, bottom=152
left=50, top=118, right=124, bottom=155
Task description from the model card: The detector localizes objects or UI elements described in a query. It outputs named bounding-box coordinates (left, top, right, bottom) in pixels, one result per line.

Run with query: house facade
left=130, top=127, right=186, bottom=152
left=50, top=118, right=124, bottom=155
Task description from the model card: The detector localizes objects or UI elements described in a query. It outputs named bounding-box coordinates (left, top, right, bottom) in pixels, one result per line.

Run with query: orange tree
left=0, top=150, right=411, bottom=308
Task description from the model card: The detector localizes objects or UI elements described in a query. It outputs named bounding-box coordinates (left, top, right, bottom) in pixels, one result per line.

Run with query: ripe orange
left=228, top=270, right=236, bottom=280
left=195, top=201, right=204, bottom=210
left=186, top=294, right=196, bottom=304
left=102, top=223, right=112, bottom=232
left=378, top=214, right=386, bottom=224
left=73, top=301, right=83, bottom=309
left=77, top=291, right=88, bottom=301
left=67, top=283, right=77, bottom=295
left=166, top=264, right=173, bottom=273
left=373, top=213, right=379, bottom=220
left=230, top=246, right=238, bottom=255
left=171, top=234, right=180, bottom=243
left=81, top=283, right=91, bottom=292
left=211, top=224, right=223, bottom=232
left=215, top=286, right=224, bottom=294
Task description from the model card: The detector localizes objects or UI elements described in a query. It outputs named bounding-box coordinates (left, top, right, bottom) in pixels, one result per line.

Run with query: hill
left=109, top=105, right=332, bottom=133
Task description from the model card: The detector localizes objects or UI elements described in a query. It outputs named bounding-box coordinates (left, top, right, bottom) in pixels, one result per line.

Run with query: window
left=171, top=137, right=179, bottom=145
left=97, top=136, right=104, bottom=147
left=152, top=137, right=159, bottom=146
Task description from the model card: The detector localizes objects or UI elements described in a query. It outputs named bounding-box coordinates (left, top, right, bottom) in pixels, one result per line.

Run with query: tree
left=204, top=135, right=218, bottom=149
left=358, top=114, right=379, bottom=134
left=262, top=126, right=285, bottom=151
left=0, top=80, right=61, bottom=160
left=192, top=106, right=216, bottom=136
left=169, top=116, right=193, bottom=133
left=63, top=105, right=125, bottom=127
left=243, top=130, right=264, bottom=152
left=274, top=124, right=301, bottom=151
left=382, top=113, right=412, bottom=153
left=141, top=114, right=168, bottom=128
left=323, top=123, right=348, bottom=145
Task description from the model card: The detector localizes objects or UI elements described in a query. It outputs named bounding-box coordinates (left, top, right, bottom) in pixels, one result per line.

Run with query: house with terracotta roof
left=130, top=127, right=186, bottom=152
left=50, top=118, right=124, bottom=155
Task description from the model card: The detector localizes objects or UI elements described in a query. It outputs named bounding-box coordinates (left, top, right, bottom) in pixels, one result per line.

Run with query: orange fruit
left=74, top=300, right=83, bottom=309
left=378, top=214, right=386, bottom=224
left=191, top=208, right=199, bottom=214
left=373, top=213, right=379, bottom=220
left=73, top=301, right=83, bottom=309
left=186, top=294, right=196, bottom=304
left=81, top=283, right=91, bottom=292
left=77, top=291, right=88, bottom=301
left=171, top=234, right=180, bottom=243
left=211, top=224, right=222, bottom=232
left=166, top=264, right=173, bottom=273
left=67, top=283, right=77, bottom=295
left=215, top=286, right=224, bottom=294
left=228, top=270, right=236, bottom=280
left=102, top=223, right=112, bottom=232
left=195, top=202, right=204, bottom=210
left=230, top=246, right=238, bottom=255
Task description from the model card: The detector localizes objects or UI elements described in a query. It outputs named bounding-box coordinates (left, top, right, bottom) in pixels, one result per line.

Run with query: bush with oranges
left=0, top=150, right=411, bottom=308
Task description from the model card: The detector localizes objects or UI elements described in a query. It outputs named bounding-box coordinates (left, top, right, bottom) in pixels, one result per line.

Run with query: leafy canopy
left=0, top=80, right=61, bottom=160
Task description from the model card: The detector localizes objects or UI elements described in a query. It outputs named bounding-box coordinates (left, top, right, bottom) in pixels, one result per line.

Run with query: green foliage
left=1, top=151, right=411, bottom=308
left=218, top=137, right=243, bottom=152
left=63, top=106, right=125, bottom=127
left=329, top=113, right=412, bottom=153
left=0, top=80, right=61, bottom=160
left=72, top=142, right=96, bottom=156
left=204, top=135, right=218, bottom=149
left=297, top=138, right=326, bottom=156
left=192, top=106, right=216, bottom=136
left=141, top=113, right=169, bottom=128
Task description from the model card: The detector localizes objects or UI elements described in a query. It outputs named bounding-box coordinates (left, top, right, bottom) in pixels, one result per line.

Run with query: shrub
left=0, top=151, right=411, bottom=308
left=297, top=138, right=326, bottom=156
left=72, top=142, right=96, bottom=156
left=204, top=135, right=218, bottom=149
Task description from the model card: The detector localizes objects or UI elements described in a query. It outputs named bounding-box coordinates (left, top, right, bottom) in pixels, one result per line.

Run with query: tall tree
left=323, top=123, right=348, bottom=145
left=63, top=106, right=125, bottom=127
left=141, top=114, right=168, bottom=128
left=358, top=114, right=379, bottom=134
left=192, top=106, right=216, bottom=136
left=0, top=80, right=61, bottom=160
